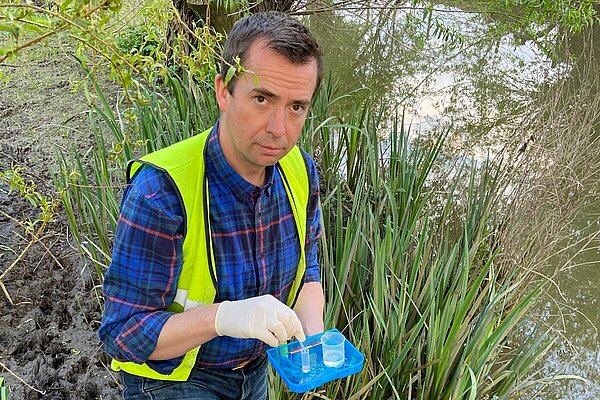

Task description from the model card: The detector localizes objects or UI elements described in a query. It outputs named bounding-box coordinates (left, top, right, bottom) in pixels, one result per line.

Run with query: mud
left=1, top=37, right=120, bottom=399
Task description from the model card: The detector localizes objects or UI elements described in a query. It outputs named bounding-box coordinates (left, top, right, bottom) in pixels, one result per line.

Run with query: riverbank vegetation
left=1, top=0, right=599, bottom=398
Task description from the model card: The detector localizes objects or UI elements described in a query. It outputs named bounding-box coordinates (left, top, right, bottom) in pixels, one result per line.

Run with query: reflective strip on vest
left=111, top=127, right=310, bottom=381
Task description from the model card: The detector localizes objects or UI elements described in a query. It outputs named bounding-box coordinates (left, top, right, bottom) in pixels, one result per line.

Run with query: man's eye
left=292, top=104, right=305, bottom=112
left=256, top=96, right=266, bottom=103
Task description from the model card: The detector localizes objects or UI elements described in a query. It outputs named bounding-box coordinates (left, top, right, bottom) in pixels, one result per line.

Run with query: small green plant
left=0, top=164, right=55, bottom=234
left=116, top=25, right=162, bottom=57
left=0, top=164, right=63, bottom=304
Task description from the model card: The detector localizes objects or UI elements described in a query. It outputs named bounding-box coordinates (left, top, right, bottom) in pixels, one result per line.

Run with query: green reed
left=53, top=71, right=218, bottom=279
left=0, top=375, right=6, bottom=400
left=291, top=81, right=551, bottom=399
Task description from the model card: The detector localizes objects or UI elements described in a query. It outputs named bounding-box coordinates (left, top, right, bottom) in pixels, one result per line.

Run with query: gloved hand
left=214, top=294, right=306, bottom=347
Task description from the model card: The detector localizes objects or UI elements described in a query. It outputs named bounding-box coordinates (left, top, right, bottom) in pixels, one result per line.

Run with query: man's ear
left=214, top=74, right=229, bottom=112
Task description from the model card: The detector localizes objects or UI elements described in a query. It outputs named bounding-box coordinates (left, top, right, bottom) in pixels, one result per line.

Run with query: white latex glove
left=214, top=294, right=306, bottom=347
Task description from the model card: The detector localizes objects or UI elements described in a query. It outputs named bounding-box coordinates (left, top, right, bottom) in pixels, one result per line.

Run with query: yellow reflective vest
left=111, top=127, right=309, bottom=381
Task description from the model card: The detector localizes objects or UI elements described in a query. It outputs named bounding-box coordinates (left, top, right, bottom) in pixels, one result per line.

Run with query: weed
left=0, top=164, right=64, bottom=304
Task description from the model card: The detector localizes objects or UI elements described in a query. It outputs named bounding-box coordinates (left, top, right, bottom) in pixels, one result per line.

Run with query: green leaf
left=73, top=17, right=90, bottom=29
left=60, top=0, right=74, bottom=14
left=0, top=23, right=19, bottom=39
left=108, top=0, right=122, bottom=13
left=224, top=64, right=236, bottom=86
left=0, top=375, right=6, bottom=400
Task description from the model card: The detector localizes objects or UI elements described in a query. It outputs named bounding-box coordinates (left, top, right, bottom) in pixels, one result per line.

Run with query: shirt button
left=257, top=212, right=262, bottom=219
left=260, top=252, right=265, bottom=260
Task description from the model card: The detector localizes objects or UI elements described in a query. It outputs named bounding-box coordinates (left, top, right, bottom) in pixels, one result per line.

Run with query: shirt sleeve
left=302, top=150, right=322, bottom=283
left=98, top=165, right=185, bottom=374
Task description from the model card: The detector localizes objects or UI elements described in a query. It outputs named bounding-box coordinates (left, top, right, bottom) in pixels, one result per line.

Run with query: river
left=307, top=3, right=600, bottom=398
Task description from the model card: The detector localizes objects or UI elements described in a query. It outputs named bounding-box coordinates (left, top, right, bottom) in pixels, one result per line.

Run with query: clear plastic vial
left=301, top=346, right=310, bottom=373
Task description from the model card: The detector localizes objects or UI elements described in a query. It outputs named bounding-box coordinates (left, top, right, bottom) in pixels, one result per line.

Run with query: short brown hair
left=220, top=11, right=323, bottom=97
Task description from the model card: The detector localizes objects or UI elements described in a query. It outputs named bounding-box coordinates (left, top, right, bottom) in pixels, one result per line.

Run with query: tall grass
left=293, top=82, right=551, bottom=399
left=56, top=72, right=552, bottom=399
left=53, top=71, right=218, bottom=280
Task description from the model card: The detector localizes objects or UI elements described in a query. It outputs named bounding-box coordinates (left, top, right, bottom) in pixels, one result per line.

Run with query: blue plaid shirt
left=99, top=124, right=321, bottom=374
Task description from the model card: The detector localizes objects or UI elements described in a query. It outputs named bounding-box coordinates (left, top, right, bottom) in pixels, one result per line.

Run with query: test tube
left=301, top=345, right=310, bottom=373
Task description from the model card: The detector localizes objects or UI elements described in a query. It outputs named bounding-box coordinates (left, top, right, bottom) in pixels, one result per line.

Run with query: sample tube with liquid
left=300, top=345, right=310, bottom=373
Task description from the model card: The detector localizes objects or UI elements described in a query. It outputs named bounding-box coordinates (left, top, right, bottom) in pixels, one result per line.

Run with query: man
left=99, top=11, right=325, bottom=400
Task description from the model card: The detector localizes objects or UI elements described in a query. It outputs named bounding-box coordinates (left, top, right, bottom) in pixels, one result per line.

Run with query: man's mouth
left=259, top=145, right=282, bottom=155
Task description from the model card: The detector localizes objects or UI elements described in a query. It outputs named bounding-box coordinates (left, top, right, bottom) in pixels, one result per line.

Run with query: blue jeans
left=120, top=356, right=268, bottom=400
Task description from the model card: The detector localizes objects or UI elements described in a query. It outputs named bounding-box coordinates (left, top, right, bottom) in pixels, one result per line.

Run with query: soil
left=1, top=36, right=121, bottom=399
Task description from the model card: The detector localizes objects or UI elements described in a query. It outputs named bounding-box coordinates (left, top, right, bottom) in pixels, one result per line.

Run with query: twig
left=14, top=231, right=65, bottom=271
left=0, top=0, right=133, bottom=69
left=0, top=360, right=46, bottom=395
left=0, top=216, right=51, bottom=304
left=94, top=348, right=122, bottom=390
left=0, top=209, right=65, bottom=270
left=0, top=279, right=13, bottom=304
left=0, top=28, right=60, bottom=63
left=0, top=244, right=16, bottom=255
left=290, top=4, right=519, bottom=22
left=168, top=1, right=227, bottom=66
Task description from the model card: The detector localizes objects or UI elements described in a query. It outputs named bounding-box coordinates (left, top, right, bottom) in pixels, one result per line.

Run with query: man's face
left=215, top=40, right=318, bottom=186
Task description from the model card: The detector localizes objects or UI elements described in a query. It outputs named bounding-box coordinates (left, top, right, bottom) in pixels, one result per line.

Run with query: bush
left=116, top=25, right=162, bottom=56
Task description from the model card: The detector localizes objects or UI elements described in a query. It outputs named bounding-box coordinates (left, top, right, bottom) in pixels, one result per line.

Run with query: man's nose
left=267, top=107, right=286, bottom=138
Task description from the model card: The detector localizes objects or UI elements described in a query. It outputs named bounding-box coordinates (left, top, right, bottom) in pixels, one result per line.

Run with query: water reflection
left=536, top=207, right=600, bottom=399
left=538, top=18, right=600, bottom=398
left=307, top=3, right=599, bottom=398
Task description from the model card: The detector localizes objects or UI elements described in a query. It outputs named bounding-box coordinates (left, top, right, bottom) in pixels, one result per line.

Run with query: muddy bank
left=1, top=37, right=120, bottom=399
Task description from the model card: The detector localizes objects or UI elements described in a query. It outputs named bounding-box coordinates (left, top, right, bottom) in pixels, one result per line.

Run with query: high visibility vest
left=111, top=128, right=309, bottom=381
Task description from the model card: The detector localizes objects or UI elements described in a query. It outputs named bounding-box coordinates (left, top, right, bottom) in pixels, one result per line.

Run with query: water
left=301, top=345, right=310, bottom=373
left=533, top=207, right=600, bottom=399
left=321, top=331, right=345, bottom=367
left=309, top=3, right=599, bottom=398
left=323, top=352, right=344, bottom=368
